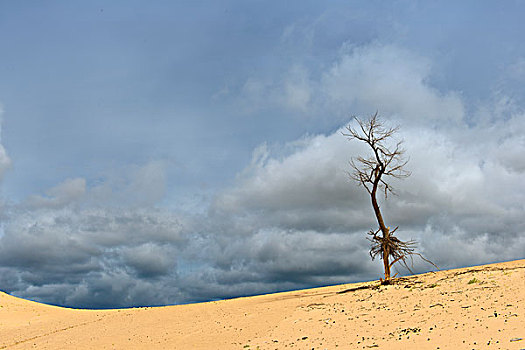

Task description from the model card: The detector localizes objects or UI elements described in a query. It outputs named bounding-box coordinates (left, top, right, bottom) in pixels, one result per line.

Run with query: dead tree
left=343, top=112, right=433, bottom=284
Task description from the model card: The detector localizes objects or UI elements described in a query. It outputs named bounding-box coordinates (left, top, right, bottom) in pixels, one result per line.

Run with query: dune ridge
left=1, top=259, right=524, bottom=349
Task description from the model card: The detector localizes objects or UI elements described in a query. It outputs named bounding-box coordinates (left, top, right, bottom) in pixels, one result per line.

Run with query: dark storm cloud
left=0, top=205, right=186, bottom=307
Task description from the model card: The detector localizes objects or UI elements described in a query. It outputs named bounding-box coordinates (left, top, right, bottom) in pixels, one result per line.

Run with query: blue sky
left=0, top=1, right=524, bottom=308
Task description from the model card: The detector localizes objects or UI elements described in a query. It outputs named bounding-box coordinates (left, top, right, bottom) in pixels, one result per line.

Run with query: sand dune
left=1, top=259, right=524, bottom=349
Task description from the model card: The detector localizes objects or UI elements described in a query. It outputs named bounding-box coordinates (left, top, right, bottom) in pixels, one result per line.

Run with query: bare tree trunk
left=371, top=176, right=391, bottom=282
left=382, top=229, right=391, bottom=281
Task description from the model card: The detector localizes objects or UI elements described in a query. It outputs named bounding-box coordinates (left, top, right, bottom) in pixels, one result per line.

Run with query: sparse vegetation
left=400, top=327, right=421, bottom=335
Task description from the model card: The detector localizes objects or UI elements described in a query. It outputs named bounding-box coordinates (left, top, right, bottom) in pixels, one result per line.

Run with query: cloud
left=122, top=243, right=176, bottom=278
left=507, top=57, right=525, bottom=81
left=208, top=43, right=525, bottom=289
left=0, top=161, right=183, bottom=308
left=209, top=108, right=525, bottom=283
left=283, top=65, right=312, bottom=112
left=212, top=131, right=372, bottom=233
left=1, top=43, right=525, bottom=308
left=0, top=106, right=11, bottom=181
left=0, top=206, right=186, bottom=307
left=0, top=145, right=10, bottom=180
left=26, top=178, right=86, bottom=209
left=88, top=161, right=167, bottom=207
left=320, top=44, right=465, bottom=124
left=233, top=44, right=466, bottom=126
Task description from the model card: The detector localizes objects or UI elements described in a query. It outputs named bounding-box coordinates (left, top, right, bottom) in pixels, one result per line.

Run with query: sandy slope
left=1, top=259, right=524, bottom=349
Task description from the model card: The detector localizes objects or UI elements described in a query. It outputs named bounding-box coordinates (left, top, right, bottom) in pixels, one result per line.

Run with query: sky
left=0, top=1, right=524, bottom=308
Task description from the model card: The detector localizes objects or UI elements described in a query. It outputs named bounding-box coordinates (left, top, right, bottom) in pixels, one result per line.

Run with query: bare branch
left=343, top=113, right=409, bottom=198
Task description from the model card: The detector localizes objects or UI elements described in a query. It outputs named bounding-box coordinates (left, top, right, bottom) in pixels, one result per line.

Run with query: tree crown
left=343, top=112, right=410, bottom=198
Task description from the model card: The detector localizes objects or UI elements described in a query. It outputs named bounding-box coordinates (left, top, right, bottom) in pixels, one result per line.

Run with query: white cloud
left=210, top=110, right=525, bottom=280
left=212, top=129, right=373, bottom=232
left=320, top=44, right=465, bottom=124
left=26, top=178, right=86, bottom=209
left=234, top=44, right=466, bottom=127
left=283, top=65, right=312, bottom=111
left=507, top=57, right=525, bottom=81
left=86, top=161, right=167, bottom=208
left=0, top=106, right=11, bottom=181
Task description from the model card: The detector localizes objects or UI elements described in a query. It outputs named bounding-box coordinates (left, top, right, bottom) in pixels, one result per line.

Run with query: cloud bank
left=1, top=44, right=524, bottom=308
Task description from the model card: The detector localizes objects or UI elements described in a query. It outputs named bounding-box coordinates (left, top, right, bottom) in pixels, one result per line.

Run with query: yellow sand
left=1, top=259, right=524, bottom=349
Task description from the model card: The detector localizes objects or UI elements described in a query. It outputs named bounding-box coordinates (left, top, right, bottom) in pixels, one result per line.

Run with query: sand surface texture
left=1, top=259, right=524, bottom=349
